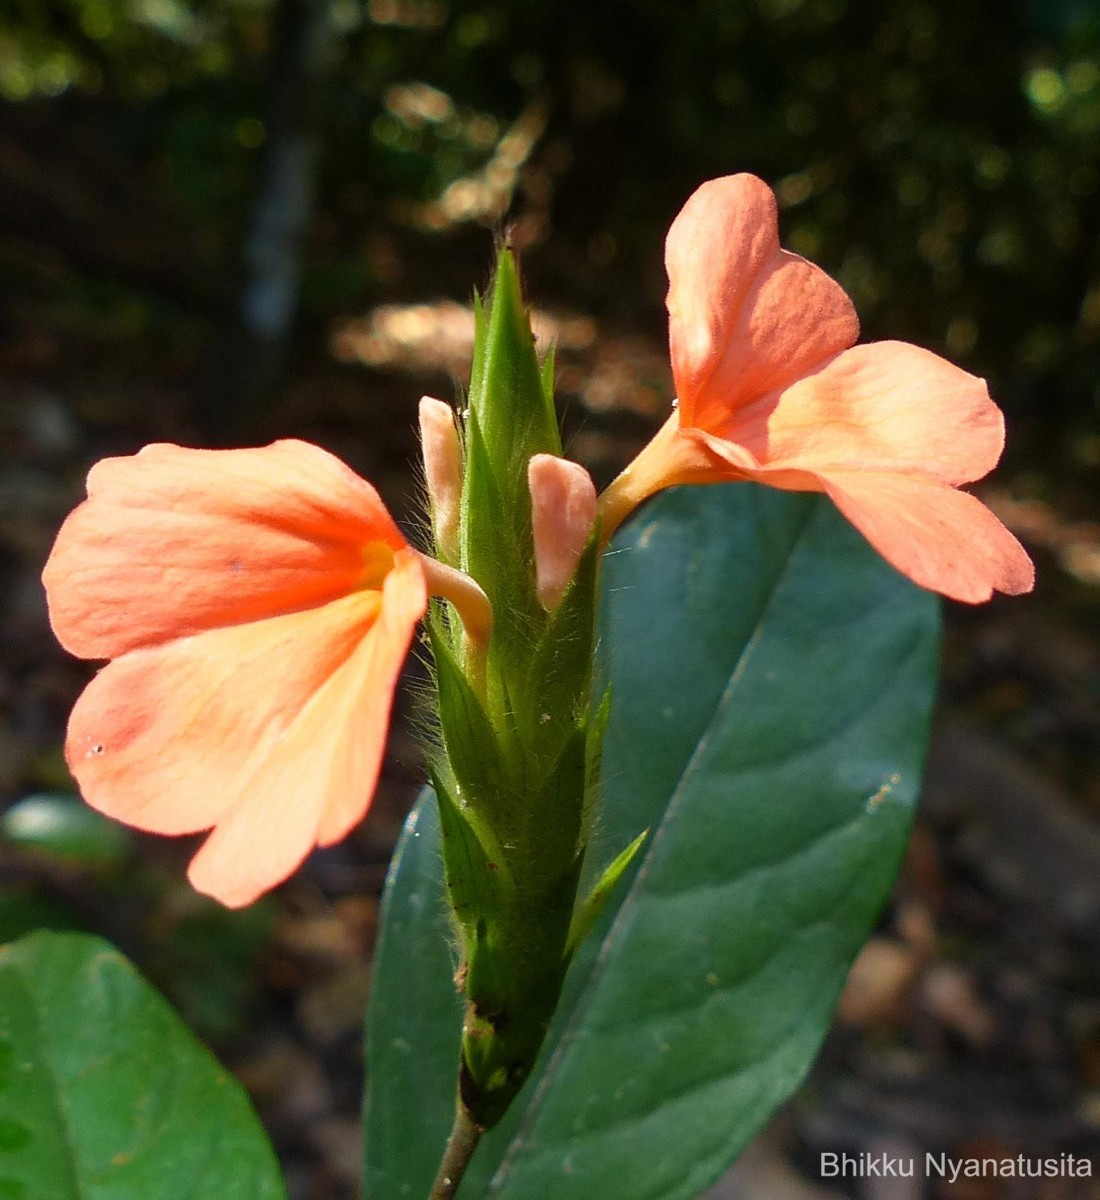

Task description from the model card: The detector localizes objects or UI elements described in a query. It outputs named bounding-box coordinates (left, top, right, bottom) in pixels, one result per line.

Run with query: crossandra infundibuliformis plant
left=15, top=174, right=1032, bottom=1200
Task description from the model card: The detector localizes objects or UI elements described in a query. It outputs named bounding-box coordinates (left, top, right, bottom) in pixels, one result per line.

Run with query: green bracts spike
left=466, top=248, right=561, bottom=476
left=430, top=247, right=609, bottom=1131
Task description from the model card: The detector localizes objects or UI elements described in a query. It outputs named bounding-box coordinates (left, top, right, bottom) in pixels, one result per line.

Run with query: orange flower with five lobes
left=42, top=438, right=489, bottom=908
left=599, top=174, right=1035, bottom=603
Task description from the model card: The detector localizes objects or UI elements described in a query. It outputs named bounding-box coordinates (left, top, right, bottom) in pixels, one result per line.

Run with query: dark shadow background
left=1, top=1, right=1099, bottom=1197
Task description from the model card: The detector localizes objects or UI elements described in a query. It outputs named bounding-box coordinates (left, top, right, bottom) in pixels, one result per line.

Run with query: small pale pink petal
left=727, top=342, right=1005, bottom=485
left=666, top=175, right=858, bottom=430
left=419, top=396, right=463, bottom=560
left=43, top=440, right=406, bottom=660
left=529, top=454, right=598, bottom=610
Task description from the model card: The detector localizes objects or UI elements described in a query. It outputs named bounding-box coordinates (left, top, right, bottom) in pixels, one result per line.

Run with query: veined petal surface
left=666, top=175, right=857, bottom=430
left=44, top=440, right=407, bottom=659
left=727, top=342, right=1005, bottom=485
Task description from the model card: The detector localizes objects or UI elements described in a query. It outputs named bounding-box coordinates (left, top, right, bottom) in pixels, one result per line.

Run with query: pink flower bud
left=528, top=454, right=598, bottom=612
left=418, top=396, right=462, bottom=561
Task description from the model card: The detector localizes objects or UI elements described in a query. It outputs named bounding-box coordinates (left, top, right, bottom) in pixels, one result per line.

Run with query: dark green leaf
left=362, top=800, right=463, bottom=1200
left=363, top=483, right=939, bottom=1200
left=0, top=930, right=286, bottom=1200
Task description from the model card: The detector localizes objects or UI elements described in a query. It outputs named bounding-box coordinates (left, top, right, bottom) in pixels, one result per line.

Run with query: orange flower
left=599, top=174, right=1034, bottom=603
left=42, top=440, right=429, bottom=908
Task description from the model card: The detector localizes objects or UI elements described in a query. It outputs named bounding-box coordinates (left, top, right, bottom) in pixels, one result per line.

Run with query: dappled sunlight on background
left=330, top=300, right=668, bottom=422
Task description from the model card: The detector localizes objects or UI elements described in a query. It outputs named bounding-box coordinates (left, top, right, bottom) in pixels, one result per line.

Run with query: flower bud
left=418, top=396, right=462, bottom=561
left=528, top=454, right=598, bottom=612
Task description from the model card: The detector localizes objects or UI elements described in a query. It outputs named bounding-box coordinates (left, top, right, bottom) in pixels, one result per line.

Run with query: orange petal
left=797, top=469, right=1033, bottom=602
left=43, top=440, right=407, bottom=660
left=665, top=175, right=857, bottom=431
left=640, top=429, right=1034, bottom=602
left=725, top=342, right=1005, bottom=485
left=65, top=550, right=426, bottom=906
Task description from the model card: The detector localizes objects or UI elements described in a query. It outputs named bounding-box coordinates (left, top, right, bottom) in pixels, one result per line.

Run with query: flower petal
left=666, top=174, right=858, bottom=431
left=726, top=342, right=1005, bottom=485
left=650, top=431, right=1033, bottom=602
left=807, top=470, right=1034, bottom=602
left=44, top=440, right=407, bottom=660
left=528, top=454, right=598, bottom=611
left=65, top=550, right=426, bottom=906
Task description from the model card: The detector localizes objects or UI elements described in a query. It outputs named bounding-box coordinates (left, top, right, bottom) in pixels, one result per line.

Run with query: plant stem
left=428, top=1103, right=482, bottom=1200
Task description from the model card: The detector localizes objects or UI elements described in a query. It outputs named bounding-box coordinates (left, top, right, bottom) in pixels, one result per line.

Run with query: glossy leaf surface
left=0, top=930, right=285, bottom=1200
left=363, top=483, right=939, bottom=1200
